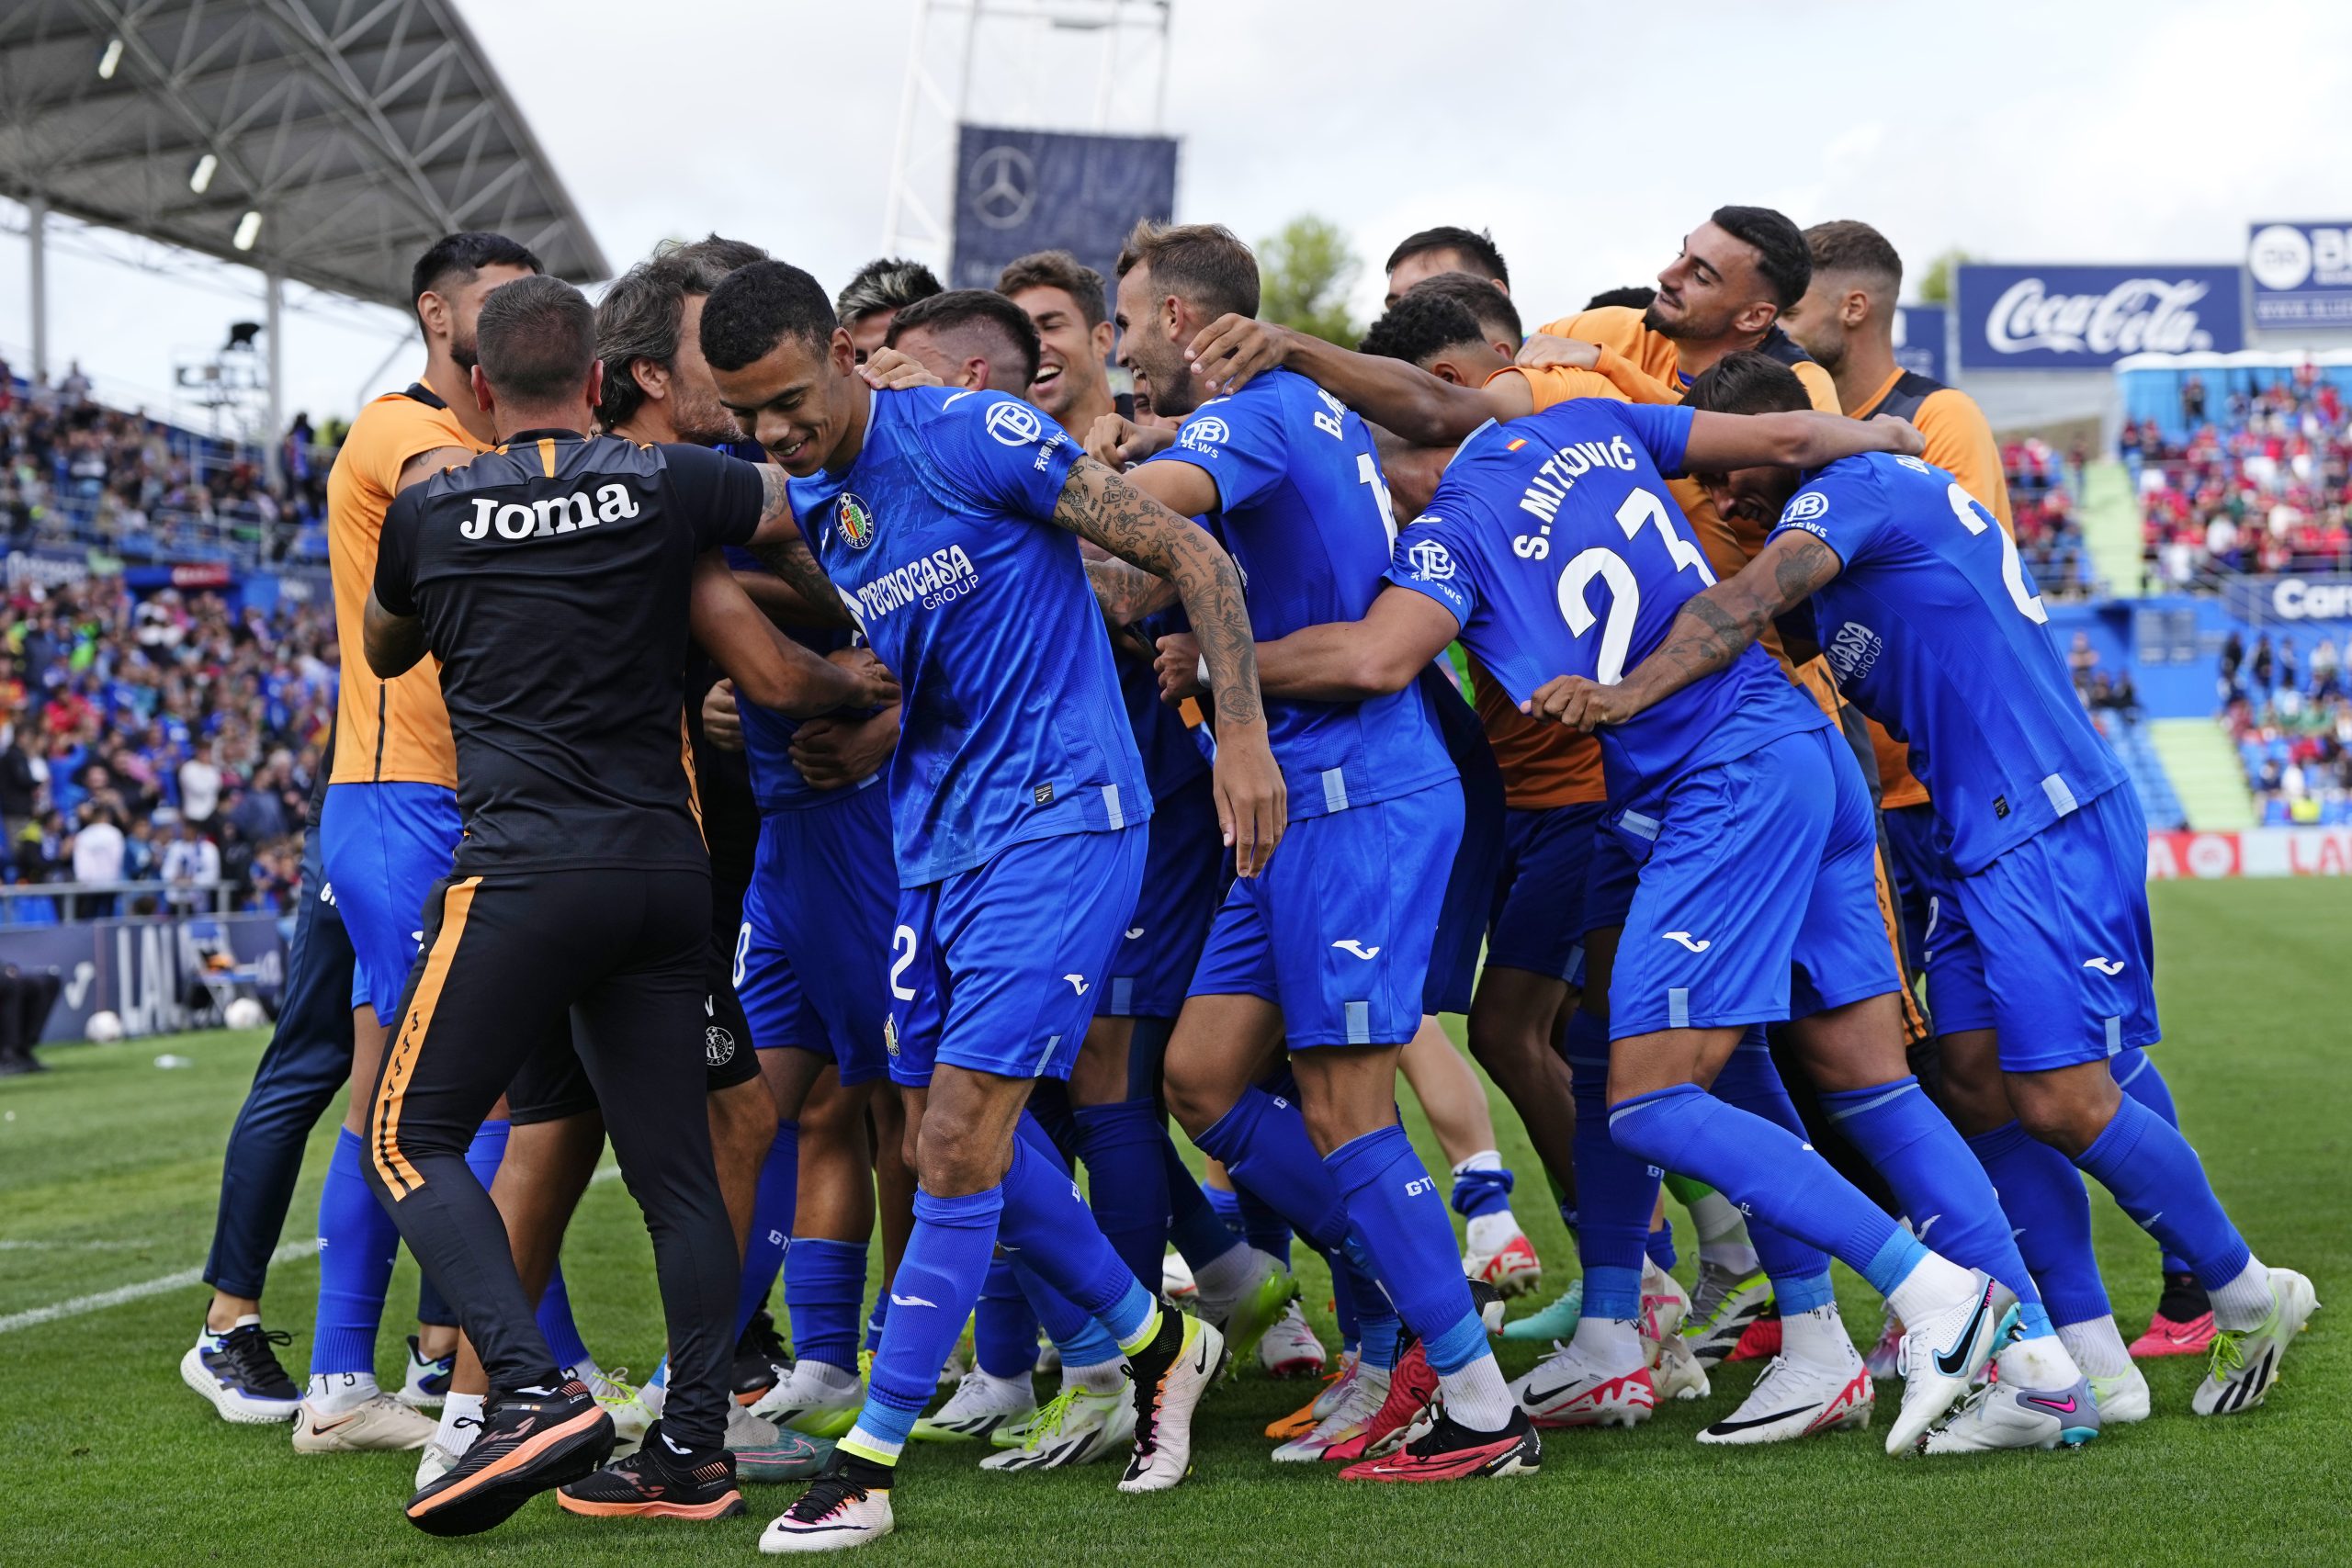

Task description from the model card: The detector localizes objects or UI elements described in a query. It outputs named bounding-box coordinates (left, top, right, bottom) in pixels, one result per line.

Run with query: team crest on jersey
left=1783, top=490, right=1831, bottom=524
left=836, top=491, right=878, bottom=550
left=705, top=1024, right=737, bottom=1067
left=882, top=1014, right=900, bottom=1058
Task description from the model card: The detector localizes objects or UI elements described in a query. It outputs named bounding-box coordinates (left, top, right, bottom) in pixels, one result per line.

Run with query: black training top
left=375, top=430, right=763, bottom=874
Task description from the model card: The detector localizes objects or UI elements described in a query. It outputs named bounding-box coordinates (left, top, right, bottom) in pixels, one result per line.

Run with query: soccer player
left=834, top=256, right=944, bottom=364
left=1783, top=220, right=2217, bottom=1358
left=1552, top=350, right=2317, bottom=1445
left=1383, top=224, right=1512, bottom=308
left=696, top=259, right=1279, bottom=1550
left=302, top=231, right=541, bottom=1454
left=362, top=276, right=898, bottom=1534
left=1091, top=220, right=1534, bottom=1483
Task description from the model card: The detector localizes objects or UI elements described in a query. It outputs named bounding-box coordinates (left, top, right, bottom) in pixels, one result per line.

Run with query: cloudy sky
left=0, top=0, right=2344, bottom=432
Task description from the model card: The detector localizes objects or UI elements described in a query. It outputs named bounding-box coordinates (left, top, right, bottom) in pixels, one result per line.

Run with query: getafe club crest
left=837, top=491, right=877, bottom=550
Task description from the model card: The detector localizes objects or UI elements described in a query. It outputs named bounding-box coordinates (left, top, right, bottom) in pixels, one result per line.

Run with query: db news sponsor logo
left=1983, top=276, right=2215, bottom=358
left=985, top=400, right=1043, bottom=447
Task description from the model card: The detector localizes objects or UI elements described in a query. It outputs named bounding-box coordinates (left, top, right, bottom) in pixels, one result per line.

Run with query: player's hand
left=1514, top=333, right=1600, bottom=371
left=1085, top=412, right=1176, bottom=469
left=826, top=646, right=901, bottom=709
left=1186, top=313, right=1294, bottom=396
left=1871, top=413, right=1926, bottom=457
left=701, top=679, right=744, bottom=750
left=1524, top=674, right=1633, bottom=731
left=1212, top=719, right=1286, bottom=878
left=860, top=348, right=941, bottom=390
left=789, top=705, right=900, bottom=789
left=1153, top=632, right=1204, bottom=705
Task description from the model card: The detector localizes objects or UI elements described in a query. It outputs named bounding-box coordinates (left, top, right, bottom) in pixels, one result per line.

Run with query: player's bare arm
left=1680, top=409, right=1925, bottom=471
left=1183, top=313, right=1513, bottom=446
left=1528, top=530, right=1845, bottom=730
left=361, top=589, right=428, bottom=680
left=743, top=466, right=850, bottom=626
left=393, top=445, right=476, bottom=494
left=691, top=548, right=896, bottom=716
left=1152, top=586, right=1455, bottom=705
left=1050, top=455, right=1286, bottom=874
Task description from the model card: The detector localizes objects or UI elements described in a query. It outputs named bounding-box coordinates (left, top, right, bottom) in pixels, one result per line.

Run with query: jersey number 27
left=1555, top=488, right=1715, bottom=684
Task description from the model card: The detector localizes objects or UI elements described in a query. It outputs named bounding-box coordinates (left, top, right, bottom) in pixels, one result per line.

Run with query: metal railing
left=0, top=878, right=240, bottom=924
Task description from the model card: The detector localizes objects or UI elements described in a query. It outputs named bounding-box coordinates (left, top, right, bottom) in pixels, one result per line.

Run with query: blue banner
left=2247, top=222, right=2352, bottom=328
left=1894, top=304, right=1946, bottom=381
left=1956, top=265, right=2245, bottom=368
left=0, top=910, right=287, bottom=1042
left=949, top=125, right=1179, bottom=296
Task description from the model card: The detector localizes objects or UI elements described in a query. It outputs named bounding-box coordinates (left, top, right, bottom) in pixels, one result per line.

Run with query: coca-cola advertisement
left=1956, top=264, right=2245, bottom=368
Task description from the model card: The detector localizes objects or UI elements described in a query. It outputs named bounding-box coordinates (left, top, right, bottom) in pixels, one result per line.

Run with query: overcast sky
left=0, top=0, right=2344, bottom=434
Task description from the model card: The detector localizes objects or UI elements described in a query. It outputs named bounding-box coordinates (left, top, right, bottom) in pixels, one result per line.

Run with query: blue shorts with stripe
left=1095, top=773, right=1225, bottom=1020
left=319, top=781, right=460, bottom=1027
left=1188, top=780, right=1464, bottom=1048
left=1487, top=801, right=1610, bottom=984
left=1608, top=728, right=1898, bottom=1039
left=885, top=825, right=1148, bottom=1088
left=1924, top=785, right=2158, bottom=1071
left=1880, top=800, right=1947, bottom=976
left=734, top=782, right=896, bottom=1086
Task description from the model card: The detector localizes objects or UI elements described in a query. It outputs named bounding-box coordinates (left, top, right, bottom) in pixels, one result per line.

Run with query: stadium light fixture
left=233, top=210, right=263, bottom=252
left=189, top=153, right=218, bottom=195
left=97, top=37, right=123, bottom=79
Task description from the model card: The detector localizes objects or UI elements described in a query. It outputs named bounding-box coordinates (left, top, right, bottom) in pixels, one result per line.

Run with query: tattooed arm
left=1085, top=558, right=1181, bottom=626
left=744, top=465, right=851, bottom=626
left=1525, top=530, right=1846, bottom=730
left=1050, top=456, right=1286, bottom=874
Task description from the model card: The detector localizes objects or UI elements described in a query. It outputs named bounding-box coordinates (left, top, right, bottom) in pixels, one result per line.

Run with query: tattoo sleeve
left=1054, top=457, right=1263, bottom=727
left=1615, top=532, right=1843, bottom=712
left=746, top=469, right=849, bottom=625
left=1085, top=558, right=1181, bottom=626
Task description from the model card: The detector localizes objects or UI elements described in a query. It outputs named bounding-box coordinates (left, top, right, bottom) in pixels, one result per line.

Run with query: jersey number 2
left=1555, top=488, right=1716, bottom=684
left=1944, top=483, right=2047, bottom=625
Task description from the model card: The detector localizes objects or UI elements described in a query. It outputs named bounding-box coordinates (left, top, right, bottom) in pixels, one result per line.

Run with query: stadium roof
left=0, top=0, right=608, bottom=311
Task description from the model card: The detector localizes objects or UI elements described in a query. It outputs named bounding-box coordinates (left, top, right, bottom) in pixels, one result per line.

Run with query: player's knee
left=2007, top=1066, right=2120, bottom=1157
left=1160, top=1055, right=1231, bottom=1139
left=913, top=1118, right=1007, bottom=1197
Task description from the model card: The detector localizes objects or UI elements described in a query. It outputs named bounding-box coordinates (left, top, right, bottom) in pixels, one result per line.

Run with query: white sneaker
left=1463, top=1231, right=1544, bottom=1299
left=760, top=1473, right=893, bottom=1553
left=289, top=1391, right=436, bottom=1453
left=914, top=1369, right=1035, bottom=1442
left=1887, top=1269, right=2010, bottom=1456
left=2089, top=1365, right=2151, bottom=1425
left=1161, top=1249, right=1198, bottom=1302
left=1651, top=1325, right=1711, bottom=1403
left=1639, top=1259, right=1691, bottom=1361
left=752, top=1359, right=865, bottom=1438
left=393, top=1335, right=451, bottom=1411
left=1270, top=1362, right=1390, bottom=1461
left=1258, top=1299, right=1328, bottom=1379
left=1864, top=1304, right=1905, bottom=1380
left=1510, top=1342, right=1656, bottom=1429
left=179, top=1326, right=301, bottom=1424
left=1033, top=1337, right=1060, bottom=1377
left=573, top=1363, right=653, bottom=1448
left=1699, top=1354, right=1873, bottom=1445
left=1119, top=1315, right=1222, bottom=1493
left=2194, top=1268, right=2319, bottom=1416
left=1920, top=1377, right=2100, bottom=1453
left=413, top=1407, right=481, bottom=1489
left=978, top=1382, right=1135, bottom=1470
left=1683, top=1262, right=1774, bottom=1369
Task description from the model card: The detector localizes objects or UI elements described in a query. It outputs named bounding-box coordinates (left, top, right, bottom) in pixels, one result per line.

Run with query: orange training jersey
left=1847, top=367, right=2016, bottom=808
left=328, top=382, right=483, bottom=787
left=1468, top=658, right=1605, bottom=808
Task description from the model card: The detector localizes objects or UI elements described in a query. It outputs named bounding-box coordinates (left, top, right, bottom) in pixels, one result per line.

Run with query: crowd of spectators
left=2127, top=367, right=2352, bottom=589
left=2220, top=629, right=2352, bottom=825
left=2001, top=435, right=2096, bottom=599
left=1, top=573, right=337, bottom=920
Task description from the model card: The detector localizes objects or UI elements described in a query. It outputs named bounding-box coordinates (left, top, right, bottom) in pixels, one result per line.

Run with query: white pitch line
left=0, top=1238, right=317, bottom=1336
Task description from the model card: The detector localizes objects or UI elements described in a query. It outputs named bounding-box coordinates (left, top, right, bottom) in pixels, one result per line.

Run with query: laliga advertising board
left=1956, top=264, right=2245, bottom=368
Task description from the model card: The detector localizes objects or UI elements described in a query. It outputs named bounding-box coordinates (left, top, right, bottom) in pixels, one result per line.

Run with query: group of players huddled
left=173, top=204, right=2318, bottom=1552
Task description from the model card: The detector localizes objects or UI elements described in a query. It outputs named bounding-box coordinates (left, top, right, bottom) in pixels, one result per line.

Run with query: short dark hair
left=834, top=256, right=943, bottom=323
left=475, top=276, right=595, bottom=405
left=408, top=231, right=542, bottom=333
left=1804, top=220, right=1902, bottom=293
left=700, top=261, right=839, bottom=373
left=1359, top=291, right=1487, bottom=367
left=1115, top=220, right=1260, bottom=320
left=1585, top=284, right=1657, bottom=312
left=885, top=289, right=1043, bottom=388
left=594, top=256, right=700, bottom=430
left=1680, top=349, right=1812, bottom=417
left=1385, top=226, right=1510, bottom=288
left=1709, top=205, right=1811, bottom=310
left=659, top=233, right=770, bottom=292
left=1405, top=271, right=1521, bottom=344
left=997, top=250, right=1108, bottom=327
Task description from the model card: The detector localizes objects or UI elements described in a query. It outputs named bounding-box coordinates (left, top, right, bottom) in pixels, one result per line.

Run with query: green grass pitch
left=2, top=880, right=2344, bottom=1565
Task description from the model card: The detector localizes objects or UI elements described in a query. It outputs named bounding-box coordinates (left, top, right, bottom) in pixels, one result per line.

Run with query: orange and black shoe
left=404, top=1379, right=614, bottom=1537
left=558, top=1421, right=746, bottom=1521
left=1340, top=1404, right=1541, bottom=1483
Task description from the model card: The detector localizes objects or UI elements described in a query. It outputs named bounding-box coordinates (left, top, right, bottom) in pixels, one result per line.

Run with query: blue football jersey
left=1769, top=451, right=2126, bottom=874
left=789, top=386, right=1149, bottom=885
left=1143, top=368, right=1453, bottom=818
left=1119, top=606, right=1210, bottom=800
left=1384, top=400, right=1826, bottom=816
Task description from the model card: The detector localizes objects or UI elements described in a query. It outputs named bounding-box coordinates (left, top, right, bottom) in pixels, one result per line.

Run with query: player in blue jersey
left=1226, top=381, right=2064, bottom=1456
left=1082, top=220, right=1534, bottom=1483
left=698, top=260, right=1283, bottom=1551
left=1544, top=352, right=2319, bottom=1445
